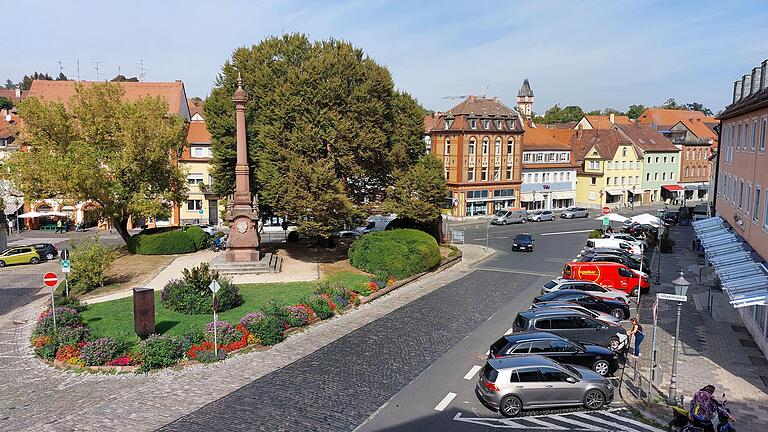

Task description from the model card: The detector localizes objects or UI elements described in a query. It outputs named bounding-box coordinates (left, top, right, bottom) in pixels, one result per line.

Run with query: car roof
left=519, top=308, right=590, bottom=318
left=567, top=261, right=623, bottom=268
left=542, top=289, right=594, bottom=297
left=489, top=354, right=560, bottom=370
left=502, top=331, right=564, bottom=342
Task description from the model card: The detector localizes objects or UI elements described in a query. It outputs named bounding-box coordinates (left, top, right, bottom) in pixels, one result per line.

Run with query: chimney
left=734, top=80, right=743, bottom=103
left=752, top=67, right=761, bottom=95
left=467, top=95, right=476, bottom=102
left=762, top=60, right=768, bottom=91
left=577, top=124, right=583, bottom=139
left=609, top=113, right=615, bottom=124
left=742, top=74, right=752, bottom=98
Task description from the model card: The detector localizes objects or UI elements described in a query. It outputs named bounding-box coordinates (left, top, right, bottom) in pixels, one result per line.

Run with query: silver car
left=476, top=355, right=614, bottom=417
left=560, top=207, right=589, bottom=219
left=527, top=210, right=555, bottom=222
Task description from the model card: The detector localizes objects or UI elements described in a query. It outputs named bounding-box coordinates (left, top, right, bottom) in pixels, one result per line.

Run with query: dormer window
left=469, top=119, right=477, bottom=129
left=507, top=119, right=515, bottom=129
left=482, top=120, right=490, bottom=129
left=495, top=120, right=502, bottom=129
left=444, top=119, right=453, bottom=130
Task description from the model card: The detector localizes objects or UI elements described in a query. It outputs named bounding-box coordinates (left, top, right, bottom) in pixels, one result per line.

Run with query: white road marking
left=540, top=229, right=594, bottom=236
left=463, top=365, right=482, bottom=380
left=596, top=410, right=666, bottom=431
left=485, top=349, right=490, bottom=355
left=473, top=237, right=486, bottom=241
left=498, top=236, right=509, bottom=239
left=506, top=327, right=514, bottom=334
left=569, top=412, right=641, bottom=431
left=549, top=414, right=608, bottom=431
left=434, top=392, right=457, bottom=411
left=522, top=417, right=568, bottom=429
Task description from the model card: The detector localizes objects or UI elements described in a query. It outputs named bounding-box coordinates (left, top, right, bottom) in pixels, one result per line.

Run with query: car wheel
left=501, top=220, right=507, bottom=225
left=499, top=395, right=523, bottom=417
left=607, top=337, right=620, bottom=351
left=593, top=359, right=610, bottom=376
left=610, top=308, right=626, bottom=320
left=583, top=389, right=606, bottom=410
left=45, top=253, right=55, bottom=260
left=30, top=257, right=40, bottom=264
left=0, top=260, right=5, bottom=268
left=631, top=287, right=640, bottom=297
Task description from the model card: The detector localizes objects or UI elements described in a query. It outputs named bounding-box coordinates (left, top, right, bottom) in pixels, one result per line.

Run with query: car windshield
left=494, top=210, right=507, bottom=216
left=543, top=280, right=558, bottom=289
left=515, top=235, right=532, bottom=242
left=529, top=211, right=541, bottom=215
left=559, top=362, right=582, bottom=378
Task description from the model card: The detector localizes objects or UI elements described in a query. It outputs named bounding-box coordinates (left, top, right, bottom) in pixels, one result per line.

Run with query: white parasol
left=594, top=213, right=628, bottom=223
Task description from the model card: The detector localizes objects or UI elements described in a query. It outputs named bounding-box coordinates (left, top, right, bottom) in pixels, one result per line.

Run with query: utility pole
left=76, top=59, right=80, bottom=81
left=57, top=60, right=65, bottom=77
left=92, top=60, right=102, bottom=81
left=138, top=58, right=147, bottom=82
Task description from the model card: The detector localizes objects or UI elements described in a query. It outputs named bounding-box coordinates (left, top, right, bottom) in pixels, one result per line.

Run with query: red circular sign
left=602, top=206, right=611, bottom=215
left=43, top=272, right=58, bottom=287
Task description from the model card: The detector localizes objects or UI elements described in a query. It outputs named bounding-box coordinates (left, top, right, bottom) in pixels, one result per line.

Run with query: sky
left=5, top=0, right=768, bottom=114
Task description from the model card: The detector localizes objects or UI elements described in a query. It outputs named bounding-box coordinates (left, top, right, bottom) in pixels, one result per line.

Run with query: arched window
left=685, top=166, right=690, bottom=177
left=482, top=137, right=489, bottom=155
left=469, top=138, right=476, bottom=155
left=445, top=139, right=451, bottom=155
left=494, top=138, right=502, bottom=155
left=507, top=138, right=514, bottom=154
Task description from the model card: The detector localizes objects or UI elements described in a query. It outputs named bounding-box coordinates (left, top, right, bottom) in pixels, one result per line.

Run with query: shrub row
left=127, top=226, right=212, bottom=255
left=348, top=229, right=441, bottom=279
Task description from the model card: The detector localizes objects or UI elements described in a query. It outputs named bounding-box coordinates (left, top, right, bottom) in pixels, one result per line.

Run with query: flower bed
left=32, top=279, right=363, bottom=373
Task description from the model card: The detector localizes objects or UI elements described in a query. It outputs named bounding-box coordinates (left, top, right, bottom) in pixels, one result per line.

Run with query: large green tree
left=534, top=104, right=585, bottom=124
left=385, top=155, right=447, bottom=222
left=4, top=83, right=187, bottom=243
left=0, top=96, right=13, bottom=111
left=626, top=104, right=646, bottom=119
left=206, top=34, right=440, bottom=237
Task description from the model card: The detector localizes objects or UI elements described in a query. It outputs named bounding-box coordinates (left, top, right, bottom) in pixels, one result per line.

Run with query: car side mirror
left=566, top=377, right=578, bottom=383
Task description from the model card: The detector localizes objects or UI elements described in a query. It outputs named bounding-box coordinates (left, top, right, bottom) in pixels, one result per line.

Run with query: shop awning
left=604, top=189, right=623, bottom=196
left=693, top=216, right=768, bottom=308
left=662, top=184, right=684, bottom=192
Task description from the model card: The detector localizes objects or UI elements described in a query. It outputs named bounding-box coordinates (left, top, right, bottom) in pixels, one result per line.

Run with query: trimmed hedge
left=348, top=229, right=441, bottom=279
left=385, top=217, right=441, bottom=242
left=185, top=226, right=209, bottom=250
left=128, top=229, right=197, bottom=255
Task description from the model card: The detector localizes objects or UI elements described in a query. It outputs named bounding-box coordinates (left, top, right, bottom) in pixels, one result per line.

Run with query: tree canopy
left=4, top=83, right=187, bottom=243
left=20, top=72, right=53, bottom=90
left=206, top=34, right=442, bottom=238
left=626, top=104, right=646, bottom=119
left=533, top=104, right=584, bottom=124
left=385, top=154, right=447, bottom=222
left=0, top=96, right=13, bottom=111
left=111, top=74, right=140, bottom=82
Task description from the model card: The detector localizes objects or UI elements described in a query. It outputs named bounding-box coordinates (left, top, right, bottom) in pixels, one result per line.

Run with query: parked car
left=563, top=262, right=650, bottom=295
left=601, top=233, right=643, bottom=247
left=540, top=278, right=630, bottom=304
left=30, top=243, right=58, bottom=260
left=185, top=224, right=218, bottom=236
left=578, top=247, right=649, bottom=268
left=533, top=290, right=630, bottom=320
left=354, top=214, right=397, bottom=235
left=0, top=246, right=41, bottom=267
left=512, top=233, right=534, bottom=252
left=585, top=238, right=642, bottom=256
left=527, top=210, right=554, bottom=222
left=622, top=222, right=658, bottom=239
left=513, top=309, right=628, bottom=351
left=475, top=355, right=614, bottom=417
left=488, top=332, right=621, bottom=376
left=560, top=207, right=589, bottom=219
left=491, top=208, right=528, bottom=225
left=331, top=230, right=361, bottom=239
left=529, top=301, right=621, bottom=325
left=577, top=253, right=647, bottom=273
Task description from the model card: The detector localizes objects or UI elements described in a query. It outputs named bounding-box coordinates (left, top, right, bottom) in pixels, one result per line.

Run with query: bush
left=137, top=334, right=186, bottom=371
left=193, top=349, right=219, bottom=363
left=385, top=217, right=441, bottom=242
left=56, top=325, right=90, bottom=346
left=239, top=312, right=265, bottom=333
left=68, top=237, right=115, bottom=294
left=32, top=335, right=59, bottom=360
left=34, top=306, right=83, bottom=337
left=284, top=304, right=314, bottom=327
left=80, top=337, right=122, bottom=366
left=185, top=226, right=209, bottom=250
left=53, top=294, right=88, bottom=313
left=348, top=229, right=441, bottom=279
left=127, top=229, right=197, bottom=255
left=251, top=315, right=284, bottom=346
left=287, top=230, right=300, bottom=243
left=588, top=229, right=604, bottom=239
left=160, top=263, right=243, bottom=314
left=204, top=321, right=242, bottom=345
left=307, top=295, right=335, bottom=320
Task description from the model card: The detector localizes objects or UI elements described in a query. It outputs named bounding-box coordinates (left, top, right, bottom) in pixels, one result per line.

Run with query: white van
left=354, top=214, right=397, bottom=235
left=586, top=238, right=643, bottom=256
left=490, top=208, right=528, bottom=225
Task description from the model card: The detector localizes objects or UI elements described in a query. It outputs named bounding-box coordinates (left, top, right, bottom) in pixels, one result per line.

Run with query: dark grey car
left=475, top=355, right=614, bottom=417
left=512, top=309, right=627, bottom=351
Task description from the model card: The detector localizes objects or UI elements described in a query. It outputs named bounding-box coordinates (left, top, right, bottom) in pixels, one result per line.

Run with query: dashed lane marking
left=435, top=392, right=457, bottom=412
left=464, top=365, right=482, bottom=380
left=540, top=229, right=594, bottom=236
left=452, top=408, right=665, bottom=431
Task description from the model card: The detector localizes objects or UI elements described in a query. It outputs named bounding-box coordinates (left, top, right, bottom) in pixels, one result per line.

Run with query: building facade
left=615, top=123, right=680, bottom=204
left=668, top=119, right=716, bottom=202
left=713, top=59, right=768, bottom=359
left=426, top=95, right=525, bottom=217
left=520, top=128, right=577, bottom=210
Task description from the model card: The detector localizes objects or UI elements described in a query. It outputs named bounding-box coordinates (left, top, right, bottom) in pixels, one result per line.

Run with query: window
left=445, top=139, right=450, bottom=155
left=534, top=173, right=539, bottom=183
left=607, top=161, right=612, bottom=170
left=187, top=173, right=204, bottom=185
left=588, top=160, right=600, bottom=170
left=481, top=167, right=488, bottom=181
left=191, top=147, right=211, bottom=158
left=761, top=118, right=767, bottom=152
left=764, top=190, right=768, bottom=228
left=685, top=167, right=689, bottom=178
left=469, top=138, right=476, bottom=154
left=506, top=166, right=512, bottom=180
left=737, top=123, right=743, bottom=149
left=507, top=119, right=515, bottom=129
left=494, top=120, right=501, bottom=129
left=622, top=161, right=627, bottom=170
left=539, top=367, right=571, bottom=382
left=743, top=123, right=749, bottom=148
left=662, top=172, right=666, bottom=181
left=510, top=343, right=531, bottom=354
left=549, top=317, right=575, bottom=329
left=444, top=119, right=453, bottom=129
left=528, top=341, right=551, bottom=354
left=606, top=177, right=611, bottom=186
left=655, top=156, right=660, bottom=163
left=536, top=153, right=544, bottom=162
left=646, top=173, right=650, bottom=181
left=493, top=167, right=500, bottom=180
left=654, top=172, right=658, bottom=181
left=663, top=156, right=667, bottom=163
left=548, top=340, right=577, bottom=352
left=669, top=172, right=674, bottom=180
left=482, top=138, right=489, bottom=154
left=621, top=176, right=625, bottom=186
left=187, top=200, right=203, bottom=211
left=739, top=180, right=744, bottom=208
left=754, top=187, right=761, bottom=223
left=467, top=167, right=475, bottom=182
left=507, top=138, right=515, bottom=155
left=752, top=120, right=758, bottom=150
left=482, top=119, right=490, bottom=129
left=591, top=177, right=596, bottom=185
left=573, top=316, right=602, bottom=329
left=647, top=157, right=651, bottom=164
left=516, top=369, right=541, bottom=382
left=495, top=138, right=501, bottom=155
left=622, top=147, right=628, bottom=157
left=746, top=184, right=752, bottom=214
left=671, top=156, right=675, bottom=163
left=469, top=119, right=477, bottom=129
left=523, top=153, right=532, bottom=163
left=635, top=176, right=639, bottom=184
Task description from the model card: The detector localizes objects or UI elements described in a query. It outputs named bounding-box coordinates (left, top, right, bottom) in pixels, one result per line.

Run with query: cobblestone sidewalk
left=625, top=226, right=768, bottom=432
left=0, top=245, right=493, bottom=431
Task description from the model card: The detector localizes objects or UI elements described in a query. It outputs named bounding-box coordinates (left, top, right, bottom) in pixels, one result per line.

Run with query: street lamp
left=668, top=270, right=690, bottom=404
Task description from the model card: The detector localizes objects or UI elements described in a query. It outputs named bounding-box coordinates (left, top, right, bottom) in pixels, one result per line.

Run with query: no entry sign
left=43, top=272, right=58, bottom=287
left=602, top=206, right=611, bottom=215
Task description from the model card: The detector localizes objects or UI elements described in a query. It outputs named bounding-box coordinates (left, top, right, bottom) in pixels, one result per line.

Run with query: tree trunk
left=113, top=216, right=132, bottom=245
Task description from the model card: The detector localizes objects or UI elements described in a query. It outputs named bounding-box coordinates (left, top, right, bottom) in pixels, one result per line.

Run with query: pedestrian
left=55, top=219, right=63, bottom=234
left=627, top=317, right=645, bottom=357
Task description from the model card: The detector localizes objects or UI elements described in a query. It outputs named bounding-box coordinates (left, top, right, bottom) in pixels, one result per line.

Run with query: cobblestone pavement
left=0, top=245, right=492, bottom=431
left=626, top=226, right=768, bottom=432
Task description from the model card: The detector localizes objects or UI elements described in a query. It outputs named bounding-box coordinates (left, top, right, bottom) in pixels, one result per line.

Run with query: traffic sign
left=451, top=229, right=465, bottom=244
left=657, top=293, right=687, bottom=302
left=602, top=206, right=611, bottom=215
left=198, top=209, right=204, bottom=215
left=61, top=259, right=71, bottom=273
left=60, top=249, right=70, bottom=260
left=209, top=280, right=221, bottom=294
left=43, top=272, right=58, bottom=287
left=602, top=216, right=610, bottom=226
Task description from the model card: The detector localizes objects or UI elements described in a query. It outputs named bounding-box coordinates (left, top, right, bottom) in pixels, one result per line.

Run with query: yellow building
left=572, top=129, right=643, bottom=208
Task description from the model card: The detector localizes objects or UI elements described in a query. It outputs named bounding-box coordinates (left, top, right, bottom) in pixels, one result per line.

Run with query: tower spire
left=516, top=78, right=534, bottom=122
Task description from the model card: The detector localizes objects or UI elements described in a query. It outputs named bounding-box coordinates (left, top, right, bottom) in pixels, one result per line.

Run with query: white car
left=540, top=278, right=631, bottom=304
left=602, top=233, right=644, bottom=248
left=527, top=210, right=555, bottom=222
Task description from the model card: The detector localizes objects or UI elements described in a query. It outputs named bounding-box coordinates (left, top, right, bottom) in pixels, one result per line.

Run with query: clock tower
left=225, top=73, right=260, bottom=262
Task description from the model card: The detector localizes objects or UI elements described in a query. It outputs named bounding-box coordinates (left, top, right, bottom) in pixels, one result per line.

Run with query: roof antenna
left=57, top=60, right=65, bottom=77
left=76, top=59, right=80, bottom=81
left=482, top=83, right=490, bottom=98
left=138, top=58, right=147, bottom=82
left=92, top=60, right=102, bottom=81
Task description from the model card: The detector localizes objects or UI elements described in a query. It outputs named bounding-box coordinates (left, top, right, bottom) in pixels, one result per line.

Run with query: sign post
left=209, top=280, right=221, bottom=356
left=43, top=272, right=59, bottom=328
left=60, top=250, right=71, bottom=297
left=648, top=298, right=660, bottom=405
left=451, top=229, right=465, bottom=244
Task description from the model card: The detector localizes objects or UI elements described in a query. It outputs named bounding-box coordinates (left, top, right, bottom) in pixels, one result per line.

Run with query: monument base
left=210, top=253, right=282, bottom=275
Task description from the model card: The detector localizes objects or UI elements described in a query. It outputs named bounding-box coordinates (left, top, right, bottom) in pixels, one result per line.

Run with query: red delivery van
left=563, top=262, right=649, bottom=295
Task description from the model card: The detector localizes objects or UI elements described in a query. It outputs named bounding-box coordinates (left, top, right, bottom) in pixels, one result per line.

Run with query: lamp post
left=668, top=270, right=690, bottom=404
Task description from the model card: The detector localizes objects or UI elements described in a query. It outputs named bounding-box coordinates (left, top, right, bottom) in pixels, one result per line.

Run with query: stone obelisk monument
left=225, top=74, right=260, bottom=262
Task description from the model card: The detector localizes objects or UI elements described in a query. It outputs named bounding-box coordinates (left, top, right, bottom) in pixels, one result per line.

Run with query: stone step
left=209, top=251, right=282, bottom=275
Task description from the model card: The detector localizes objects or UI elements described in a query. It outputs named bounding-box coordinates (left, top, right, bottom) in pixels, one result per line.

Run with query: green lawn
left=81, top=271, right=369, bottom=341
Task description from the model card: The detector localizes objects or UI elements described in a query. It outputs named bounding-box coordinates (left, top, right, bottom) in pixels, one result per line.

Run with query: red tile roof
left=446, top=95, right=518, bottom=117
left=570, top=129, right=630, bottom=161
left=431, top=96, right=523, bottom=132
left=677, top=118, right=718, bottom=141
left=636, top=108, right=710, bottom=129
left=584, top=115, right=631, bottom=129
left=615, top=123, right=678, bottom=152
left=0, top=89, right=26, bottom=102
left=0, top=114, right=19, bottom=139
left=523, top=127, right=574, bottom=151
left=186, top=121, right=211, bottom=144
left=423, top=114, right=438, bottom=133
left=188, top=99, right=204, bottom=118
left=26, top=80, right=188, bottom=117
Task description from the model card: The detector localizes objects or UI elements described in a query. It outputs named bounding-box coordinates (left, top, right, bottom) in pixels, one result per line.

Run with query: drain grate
left=749, top=355, right=768, bottom=366
left=740, top=339, right=759, bottom=348
left=731, top=325, right=749, bottom=333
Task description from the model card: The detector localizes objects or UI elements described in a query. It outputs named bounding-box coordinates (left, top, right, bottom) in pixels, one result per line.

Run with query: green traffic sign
left=61, top=259, right=71, bottom=273
left=602, top=216, right=610, bottom=226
